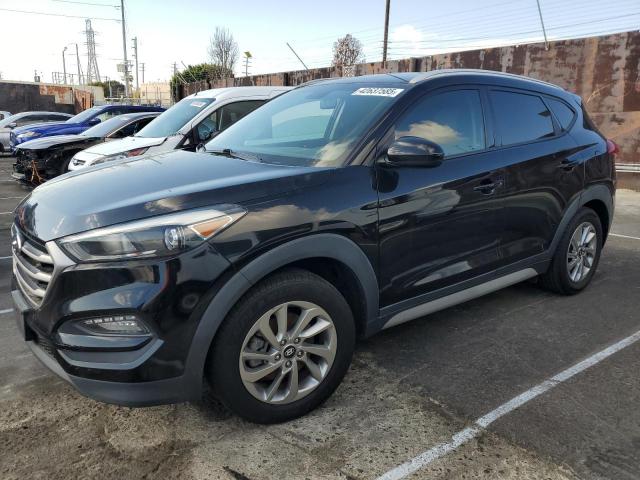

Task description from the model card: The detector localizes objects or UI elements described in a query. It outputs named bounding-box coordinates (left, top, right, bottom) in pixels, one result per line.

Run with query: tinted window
left=395, top=89, right=486, bottom=157
left=195, top=101, right=264, bottom=142
left=547, top=98, right=575, bottom=131
left=491, top=91, right=554, bottom=145
left=16, top=116, right=38, bottom=126
left=46, top=114, right=69, bottom=121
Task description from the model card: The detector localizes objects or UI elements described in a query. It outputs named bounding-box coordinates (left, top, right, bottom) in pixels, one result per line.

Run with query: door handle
left=474, top=178, right=503, bottom=194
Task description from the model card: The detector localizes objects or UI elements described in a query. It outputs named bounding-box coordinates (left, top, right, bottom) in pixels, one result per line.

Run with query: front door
left=377, top=87, right=505, bottom=308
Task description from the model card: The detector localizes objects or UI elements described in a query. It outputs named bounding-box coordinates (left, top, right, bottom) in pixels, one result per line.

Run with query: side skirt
left=381, top=267, right=539, bottom=330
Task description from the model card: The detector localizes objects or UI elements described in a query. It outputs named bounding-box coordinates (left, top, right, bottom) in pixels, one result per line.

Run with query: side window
left=394, top=89, right=486, bottom=157
left=490, top=91, right=554, bottom=145
left=196, top=110, right=218, bottom=143
left=16, top=116, right=37, bottom=126
left=111, top=121, right=138, bottom=139
left=132, top=117, right=154, bottom=133
left=96, top=108, right=123, bottom=122
left=217, top=101, right=264, bottom=132
left=546, top=98, right=575, bottom=131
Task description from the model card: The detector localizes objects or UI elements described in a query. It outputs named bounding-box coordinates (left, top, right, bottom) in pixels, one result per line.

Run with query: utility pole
left=120, top=0, right=130, bottom=96
left=535, top=0, right=549, bottom=50
left=75, top=43, right=82, bottom=85
left=286, top=42, right=309, bottom=71
left=382, top=0, right=391, bottom=65
left=243, top=51, right=252, bottom=77
left=132, top=36, right=139, bottom=92
left=62, top=46, right=68, bottom=84
left=140, top=62, right=145, bottom=84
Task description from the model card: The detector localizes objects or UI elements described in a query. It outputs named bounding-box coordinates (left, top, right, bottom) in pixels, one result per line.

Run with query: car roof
left=303, top=69, right=570, bottom=98
left=11, top=111, right=73, bottom=117
left=186, top=86, right=292, bottom=100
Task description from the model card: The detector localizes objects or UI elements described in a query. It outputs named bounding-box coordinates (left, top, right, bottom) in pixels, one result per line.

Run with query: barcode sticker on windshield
left=190, top=101, right=207, bottom=108
left=352, top=87, right=404, bottom=97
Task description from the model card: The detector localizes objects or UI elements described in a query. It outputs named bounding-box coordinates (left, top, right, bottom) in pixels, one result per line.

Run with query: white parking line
left=610, top=232, right=640, bottom=241
left=0, top=256, right=11, bottom=260
left=0, top=308, right=13, bottom=315
left=0, top=211, right=12, bottom=215
left=377, top=329, right=640, bottom=480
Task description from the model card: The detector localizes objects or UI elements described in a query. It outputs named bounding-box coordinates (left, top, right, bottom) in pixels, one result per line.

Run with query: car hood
left=13, top=122, right=71, bottom=135
left=15, top=149, right=330, bottom=242
left=17, top=134, right=98, bottom=150
left=82, top=135, right=167, bottom=157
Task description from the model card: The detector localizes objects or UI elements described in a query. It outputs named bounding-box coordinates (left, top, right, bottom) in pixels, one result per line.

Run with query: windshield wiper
left=207, top=148, right=263, bottom=162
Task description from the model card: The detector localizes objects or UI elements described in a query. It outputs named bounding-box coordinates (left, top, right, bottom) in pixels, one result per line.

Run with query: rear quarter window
left=490, top=90, right=555, bottom=146
left=546, top=98, right=576, bottom=131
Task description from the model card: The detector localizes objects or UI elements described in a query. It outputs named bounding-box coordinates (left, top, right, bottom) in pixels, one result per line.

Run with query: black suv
left=12, top=71, right=616, bottom=423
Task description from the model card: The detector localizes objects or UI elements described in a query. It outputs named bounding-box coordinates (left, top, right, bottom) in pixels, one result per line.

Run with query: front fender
left=182, top=233, right=379, bottom=398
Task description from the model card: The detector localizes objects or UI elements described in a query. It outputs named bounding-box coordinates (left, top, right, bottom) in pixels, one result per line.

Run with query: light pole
left=62, top=46, right=68, bottom=84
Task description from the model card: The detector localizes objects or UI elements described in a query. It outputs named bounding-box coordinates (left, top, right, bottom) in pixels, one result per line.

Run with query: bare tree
left=332, top=34, right=365, bottom=67
left=207, top=27, right=239, bottom=78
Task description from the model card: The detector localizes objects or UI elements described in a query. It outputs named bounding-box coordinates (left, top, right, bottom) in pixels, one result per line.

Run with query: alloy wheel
left=566, top=221, right=597, bottom=283
left=239, top=301, right=337, bottom=405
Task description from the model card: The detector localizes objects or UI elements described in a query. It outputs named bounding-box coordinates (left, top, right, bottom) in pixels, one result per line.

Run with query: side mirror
left=7, top=122, right=17, bottom=129
left=385, top=136, right=444, bottom=168
left=196, top=143, right=206, bottom=153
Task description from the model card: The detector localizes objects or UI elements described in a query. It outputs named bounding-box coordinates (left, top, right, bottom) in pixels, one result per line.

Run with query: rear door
left=488, top=89, right=583, bottom=265
left=377, top=86, right=506, bottom=307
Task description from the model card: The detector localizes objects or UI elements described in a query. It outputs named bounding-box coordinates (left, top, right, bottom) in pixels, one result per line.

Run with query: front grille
left=12, top=224, right=55, bottom=307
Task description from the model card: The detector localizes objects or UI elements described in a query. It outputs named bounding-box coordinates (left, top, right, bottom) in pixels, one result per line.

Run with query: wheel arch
left=549, top=183, right=614, bottom=256
left=182, top=234, right=379, bottom=398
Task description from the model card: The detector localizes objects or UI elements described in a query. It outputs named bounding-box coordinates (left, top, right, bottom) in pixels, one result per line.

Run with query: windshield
left=136, top=97, right=214, bottom=138
left=82, top=115, right=130, bottom=137
left=66, top=106, right=103, bottom=124
left=205, top=83, right=403, bottom=167
left=0, top=114, right=21, bottom=128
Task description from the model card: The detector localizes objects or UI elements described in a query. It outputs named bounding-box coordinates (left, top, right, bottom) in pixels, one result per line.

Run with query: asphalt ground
left=0, top=154, right=638, bottom=479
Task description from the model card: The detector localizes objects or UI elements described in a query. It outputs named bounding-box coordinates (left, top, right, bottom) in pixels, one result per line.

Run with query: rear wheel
left=206, top=268, right=355, bottom=423
left=540, top=207, right=602, bottom=295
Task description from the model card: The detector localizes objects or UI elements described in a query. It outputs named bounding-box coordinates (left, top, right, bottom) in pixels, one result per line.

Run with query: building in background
left=139, top=82, right=172, bottom=107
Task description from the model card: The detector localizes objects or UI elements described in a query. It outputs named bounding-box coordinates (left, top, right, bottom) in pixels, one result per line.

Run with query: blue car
left=10, top=104, right=164, bottom=150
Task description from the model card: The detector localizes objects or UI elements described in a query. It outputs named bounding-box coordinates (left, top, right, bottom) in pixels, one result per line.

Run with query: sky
left=0, top=0, right=638, bottom=86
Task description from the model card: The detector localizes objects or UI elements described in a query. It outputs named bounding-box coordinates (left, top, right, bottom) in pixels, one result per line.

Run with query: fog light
left=79, top=315, right=148, bottom=335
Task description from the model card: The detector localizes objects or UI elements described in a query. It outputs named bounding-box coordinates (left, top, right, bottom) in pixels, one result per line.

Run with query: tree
left=169, top=63, right=233, bottom=89
left=207, top=27, right=239, bottom=78
left=89, top=80, right=125, bottom=98
left=332, top=34, right=365, bottom=67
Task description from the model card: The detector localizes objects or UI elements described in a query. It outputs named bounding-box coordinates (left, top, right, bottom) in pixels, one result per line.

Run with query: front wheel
left=540, top=207, right=603, bottom=295
left=206, top=269, right=355, bottom=423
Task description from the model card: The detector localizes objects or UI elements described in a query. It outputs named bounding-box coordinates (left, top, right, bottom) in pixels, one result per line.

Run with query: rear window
left=490, top=91, right=555, bottom=146
left=546, top=98, right=575, bottom=131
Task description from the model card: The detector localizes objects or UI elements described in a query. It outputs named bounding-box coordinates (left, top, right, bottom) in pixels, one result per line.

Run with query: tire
left=539, top=207, right=603, bottom=295
left=206, top=268, right=355, bottom=424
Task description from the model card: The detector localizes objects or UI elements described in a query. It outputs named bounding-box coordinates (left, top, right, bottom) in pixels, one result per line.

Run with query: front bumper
left=12, top=238, right=232, bottom=406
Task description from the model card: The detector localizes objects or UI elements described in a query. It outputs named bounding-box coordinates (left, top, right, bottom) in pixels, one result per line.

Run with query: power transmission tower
left=132, top=36, right=139, bottom=92
left=85, top=19, right=101, bottom=83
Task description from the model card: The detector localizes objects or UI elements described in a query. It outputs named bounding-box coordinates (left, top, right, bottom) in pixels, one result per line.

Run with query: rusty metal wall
left=179, top=31, right=640, bottom=165
left=0, top=82, right=97, bottom=115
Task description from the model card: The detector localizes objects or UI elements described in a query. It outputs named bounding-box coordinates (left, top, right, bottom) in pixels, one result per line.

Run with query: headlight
left=94, top=147, right=149, bottom=165
left=58, top=206, right=246, bottom=262
left=17, top=131, right=40, bottom=139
